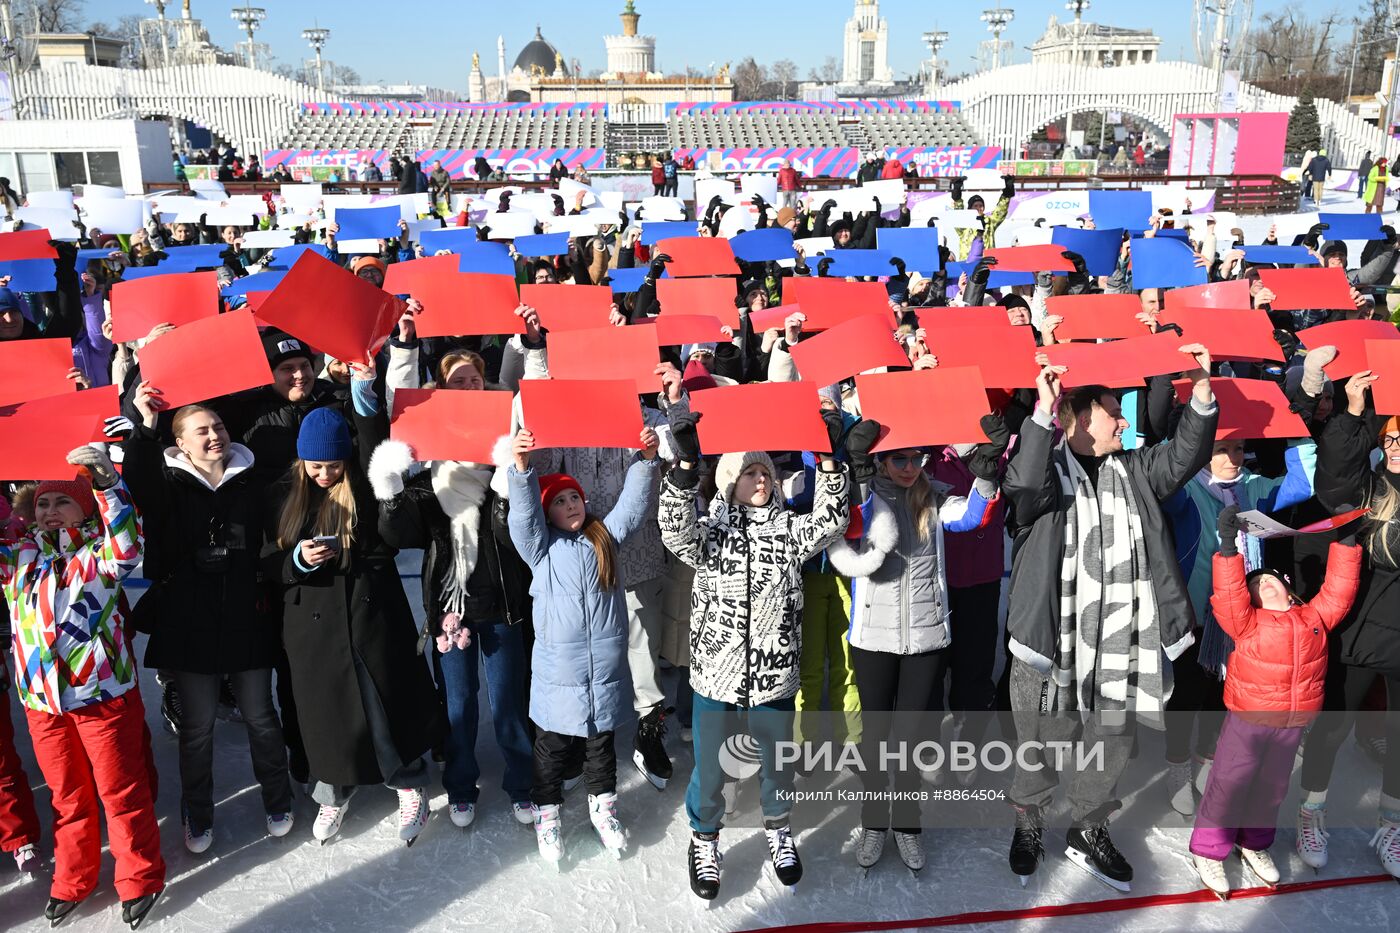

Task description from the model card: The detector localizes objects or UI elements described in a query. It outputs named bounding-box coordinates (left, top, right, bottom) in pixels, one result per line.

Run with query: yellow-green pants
left=795, top=572, right=861, bottom=744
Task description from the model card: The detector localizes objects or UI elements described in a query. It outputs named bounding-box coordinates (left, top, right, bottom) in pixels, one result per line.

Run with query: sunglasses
left=884, top=453, right=930, bottom=469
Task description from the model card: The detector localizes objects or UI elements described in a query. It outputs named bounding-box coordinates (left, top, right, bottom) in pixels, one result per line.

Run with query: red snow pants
left=0, top=684, right=41, bottom=853
left=25, top=690, right=165, bottom=902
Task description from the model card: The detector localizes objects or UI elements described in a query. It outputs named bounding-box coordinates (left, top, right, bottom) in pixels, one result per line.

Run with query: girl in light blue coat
left=506, top=425, right=660, bottom=867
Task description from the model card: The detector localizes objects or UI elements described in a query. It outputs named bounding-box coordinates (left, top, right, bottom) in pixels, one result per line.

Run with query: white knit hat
left=714, top=450, right=777, bottom=504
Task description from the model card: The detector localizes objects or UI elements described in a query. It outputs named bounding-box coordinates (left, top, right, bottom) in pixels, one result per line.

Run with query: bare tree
left=732, top=57, right=767, bottom=100
left=1346, top=0, right=1392, bottom=97
left=771, top=58, right=797, bottom=100
left=814, top=55, right=840, bottom=83
left=22, top=0, right=86, bottom=32
left=1245, top=9, right=1346, bottom=99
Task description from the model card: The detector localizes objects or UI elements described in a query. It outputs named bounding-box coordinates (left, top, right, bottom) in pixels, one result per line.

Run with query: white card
left=200, top=208, right=255, bottom=227
left=546, top=214, right=608, bottom=237
left=484, top=211, right=539, bottom=239
left=859, top=178, right=906, bottom=207
left=79, top=183, right=127, bottom=199
left=334, top=238, right=381, bottom=255
left=13, top=206, right=81, bottom=238
left=77, top=197, right=144, bottom=234
left=740, top=174, right=778, bottom=205
left=25, top=190, right=74, bottom=210
left=718, top=205, right=756, bottom=238
left=240, top=229, right=295, bottom=249
left=280, top=184, right=323, bottom=210
left=640, top=196, right=685, bottom=220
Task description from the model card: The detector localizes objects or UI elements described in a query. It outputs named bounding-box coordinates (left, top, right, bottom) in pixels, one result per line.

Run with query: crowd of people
left=2, top=161, right=1400, bottom=929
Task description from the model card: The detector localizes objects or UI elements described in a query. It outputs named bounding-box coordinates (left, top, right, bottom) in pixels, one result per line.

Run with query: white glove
left=102, top=415, right=135, bottom=440
left=66, top=445, right=119, bottom=490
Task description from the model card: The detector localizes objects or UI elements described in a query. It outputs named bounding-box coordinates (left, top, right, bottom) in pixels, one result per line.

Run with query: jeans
left=687, top=693, right=795, bottom=833
left=433, top=618, right=533, bottom=806
left=173, top=668, right=291, bottom=828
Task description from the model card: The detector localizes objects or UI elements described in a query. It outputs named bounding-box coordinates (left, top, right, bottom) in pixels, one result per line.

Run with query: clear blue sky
left=86, top=0, right=1317, bottom=93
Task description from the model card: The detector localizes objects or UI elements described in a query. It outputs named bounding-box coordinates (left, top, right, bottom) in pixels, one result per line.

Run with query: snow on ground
left=3, top=188, right=1399, bottom=932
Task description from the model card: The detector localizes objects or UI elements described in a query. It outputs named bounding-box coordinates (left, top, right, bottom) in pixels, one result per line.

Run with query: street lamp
left=922, top=30, right=948, bottom=94
left=301, top=26, right=330, bottom=96
left=981, top=8, right=1015, bottom=70
left=1387, top=7, right=1400, bottom=141
left=144, top=0, right=170, bottom=68
left=1065, top=1, right=1090, bottom=66
left=230, top=6, right=266, bottom=71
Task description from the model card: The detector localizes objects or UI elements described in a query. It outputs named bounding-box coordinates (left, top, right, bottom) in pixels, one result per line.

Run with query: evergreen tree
left=1286, top=92, right=1323, bottom=155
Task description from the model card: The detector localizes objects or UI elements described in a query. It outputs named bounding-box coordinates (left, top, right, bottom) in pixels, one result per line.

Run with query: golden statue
left=472, top=51, right=480, bottom=71
left=554, top=50, right=563, bottom=73
left=718, top=62, right=730, bottom=82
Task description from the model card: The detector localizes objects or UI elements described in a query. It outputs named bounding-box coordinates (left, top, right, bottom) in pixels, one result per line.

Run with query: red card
left=0, top=339, right=76, bottom=407
left=986, top=245, right=1075, bottom=273
left=656, top=237, right=740, bottom=277
left=788, top=314, right=910, bottom=387
left=914, top=307, right=1013, bottom=331
left=109, top=270, right=220, bottom=343
left=1158, top=306, right=1284, bottom=362
left=253, top=251, right=404, bottom=366
left=1045, top=331, right=1198, bottom=388
left=645, top=314, right=728, bottom=346
left=0, top=229, right=59, bottom=262
left=781, top=279, right=890, bottom=331
left=390, top=387, right=514, bottom=463
left=1258, top=267, right=1354, bottom=311
left=856, top=367, right=991, bottom=452
left=521, top=284, right=613, bottom=333
left=546, top=325, right=661, bottom=394
left=1299, top=508, right=1371, bottom=534
left=519, top=379, right=645, bottom=449
left=1364, top=339, right=1400, bottom=415
left=1297, top=319, right=1400, bottom=378
left=1164, top=278, right=1253, bottom=310
left=1171, top=377, right=1308, bottom=439
left=0, top=386, right=118, bottom=480
left=384, top=258, right=523, bottom=338
left=1047, top=294, right=1149, bottom=341
left=139, top=309, right=273, bottom=408
left=690, top=382, right=831, bottom=454
left=656, top=278, right=740, bottom=329
left=920, top=323, right=1040, bottom=388
left=748, top=303, right=801, bottom=334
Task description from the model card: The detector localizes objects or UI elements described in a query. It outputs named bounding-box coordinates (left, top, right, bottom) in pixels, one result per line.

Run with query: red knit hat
left=681, top=358, right=717, bottom=393
left=34, top=479, right=96, bottom=519
left=539, top=473, right=584, bottom=512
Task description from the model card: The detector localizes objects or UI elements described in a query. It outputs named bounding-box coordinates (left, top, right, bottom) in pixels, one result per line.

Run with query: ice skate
left=534, top=803, right=565, bottom=869
left=1166, top=759, right=1195, bottom=816
left=1296, top=804, right=1328, bottom=871
left=1066, top=810, right=1132, bottom=893
left=633, top=706, right=673, bottom=790
left=1192, top=853, right=1231, bottom=900
left=894, top=831, right=925, bottom=873
left=312, top=801, right=348, bottom=844
left=13, top=842, right=40, bottom=873
left=45, top=897, right=82, bottom=928
left=688, top=830, right=722, bottom=903
left=765, top=819, right=802, bottom=889
left=1009, top=804, right=1044, bottom=886
left=511, top=801, right=534, bottom=825
left=1370, top=818, right=1400, bottom=879
left=589, top=792, right=627, bottom=858
left=121, top=889, right=162, bottom=930
left=449, top=802, right=475, bottom=829
left=266, top=810, right=294, bottom=838
left=397, top=788, right=428, bottom=846
left=1239, top=847, right=1279, bottom=887
left=855, top=827, right=886, bottom=873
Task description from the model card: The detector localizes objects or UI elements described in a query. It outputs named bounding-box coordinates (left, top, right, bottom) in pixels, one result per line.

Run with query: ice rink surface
left=3, top=188, right=1399, bottom=932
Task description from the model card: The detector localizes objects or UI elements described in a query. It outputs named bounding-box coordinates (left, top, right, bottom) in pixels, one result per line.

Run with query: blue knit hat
left=297, top=407, right=352, bottom=462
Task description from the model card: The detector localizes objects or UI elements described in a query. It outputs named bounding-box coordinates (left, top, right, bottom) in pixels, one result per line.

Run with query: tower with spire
left=603, top=0, right=657, bottom=79
left=842, top=0, right=893, bottom=86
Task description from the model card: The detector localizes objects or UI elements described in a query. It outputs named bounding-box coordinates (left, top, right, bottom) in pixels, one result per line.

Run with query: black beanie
left=263, top=331, right=312, bottom=370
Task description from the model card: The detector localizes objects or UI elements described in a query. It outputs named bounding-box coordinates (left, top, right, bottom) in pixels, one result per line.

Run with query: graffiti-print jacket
left=659, top=464, right=849, bottom=707
left=1, top=481, right=144, bottom=715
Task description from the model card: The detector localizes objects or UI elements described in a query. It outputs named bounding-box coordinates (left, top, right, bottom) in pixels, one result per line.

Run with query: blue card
left=117, top=265, right=182, bottom=281
left=455, top=242, right=515, bottom=276
left=823, top=249, right=898, bottom=278
left=333, top=204, right=401, bottom=241
left=264, top=244, right=330, bottom=269
left=1052, top=227, right=1124, bottom=277
left=1088, top=191, right=1153, bottom=231
left=74, top=248, right=116, bottom=273
left=1240, top=245, right=1320, bottom=266
left=944, top=261, right=1035, bottom=288
left=876, top=227, right=941, bottom=274
left=0, top=259, right=58, bottom=293
left=607, top=267, right=652, bottom=293
left=730, top=228, right=796, bottom=263
left=419, top=226, right=484, bottom=255
left=1317, top=212, right=1385, bottom=240
left=221, top=271, right=288, bottom=296
left=1130, top=237, right=1207, bottom=289
left=514, top=233, right=570, bottom=257
left=640, top=222, right=698, bottom=246
left=161, top=243, right=229, bottom=269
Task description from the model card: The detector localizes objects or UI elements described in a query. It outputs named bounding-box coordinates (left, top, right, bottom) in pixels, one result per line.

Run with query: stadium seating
left=665, top=110, right=979, bottom=150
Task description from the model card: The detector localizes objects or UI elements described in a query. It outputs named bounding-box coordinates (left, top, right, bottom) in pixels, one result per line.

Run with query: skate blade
left=1064, top=847, right=1131, bottom=893
left=632, top=751, right=669, bottom=790
left=1018, top=874, right=1030, bottom=887
left=127, top=891, right=162, bottom=931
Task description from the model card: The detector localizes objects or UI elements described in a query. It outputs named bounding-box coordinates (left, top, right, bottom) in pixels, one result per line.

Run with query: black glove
left=949, top=177, right=965, bottom=201
left=1002, top=176, right=1015, bottom=199
left=1217, top=504, right=1242, bottom=557
left=750, top=193, right=767, bottom=211
left=966, top=413, right=1010, bottom=482
left=706, top=195, right=724, bottom=213
left=817, top=256, right=834, bottom=278
left=845, top=419, right=882, bottom=483
left=971, top=255, right=998, bottom=287
left=871, top=196, right=882, bottom=214
left=668, top=410, right=702, bottom=462
left=821, top=408, right=845, bottom=456
left=821, top=199, right=838, bottom=213
left=1383, top=225, right=1398, bottom=246
left=889, top=256, right=907, bottom=277
left=647, top=253, right=671, bottom=277
left=1062, top=250, right=1088, bottom=276
left=1335, top=503, right=1361, bottom=546
left=477, top=225, right=491, bottom=241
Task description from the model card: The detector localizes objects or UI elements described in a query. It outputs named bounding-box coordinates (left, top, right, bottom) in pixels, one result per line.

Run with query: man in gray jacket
left=1002, top=345, right=1218, bottom=891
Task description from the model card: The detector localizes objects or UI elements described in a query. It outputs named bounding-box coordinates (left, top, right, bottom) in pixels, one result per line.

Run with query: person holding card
left=2, top=446, right=165, bottom=928
left=505, top=425, right=661, bottom=866
left=1003, top=345, right=1218, bottom=891
left=950, top=174, right=1013, bottom=262
left=827, top=414, right=1007, bottom=874
left=122, top=390, right=294, bottom=854
left=1298, top=382, right=1400, bottom=878
left=370, top=351, right=535, bottom=832
left=660, top=408, right=850, bottom=900
left=264, top=408, right=441, bottom=847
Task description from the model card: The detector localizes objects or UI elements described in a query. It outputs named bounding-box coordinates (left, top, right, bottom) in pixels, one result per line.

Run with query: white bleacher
left=665, top=109, right=979, bottom=150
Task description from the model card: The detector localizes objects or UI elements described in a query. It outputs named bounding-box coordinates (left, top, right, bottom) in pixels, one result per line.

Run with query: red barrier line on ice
left=733, top=873, right=1397, bottom=933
